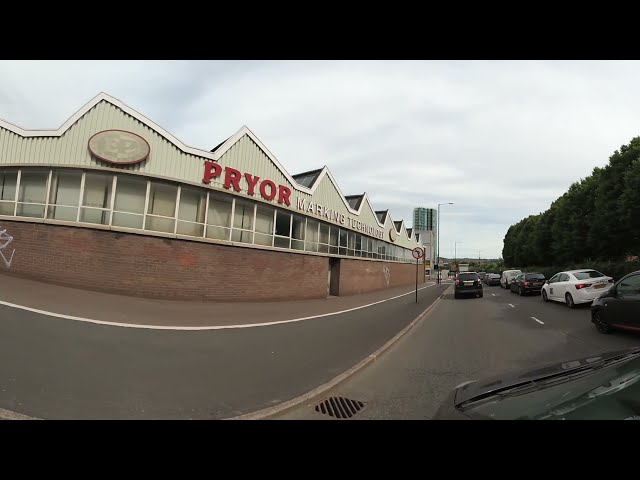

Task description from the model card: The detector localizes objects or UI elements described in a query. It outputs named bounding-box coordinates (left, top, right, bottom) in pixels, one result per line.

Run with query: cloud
left=2, top=60, right=640, bottom=258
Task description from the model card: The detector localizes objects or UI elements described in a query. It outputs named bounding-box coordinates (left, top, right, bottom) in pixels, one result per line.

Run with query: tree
left=503, top=136, right=640, bottom=267
left=589, top=137, right=640, bottom=260
left=619, top=156, right=640, bottom=255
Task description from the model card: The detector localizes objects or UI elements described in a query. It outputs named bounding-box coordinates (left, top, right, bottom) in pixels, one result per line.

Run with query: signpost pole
left=412, top=247, right=424, bottom=303
left=415, top=257, right=419, bottom=303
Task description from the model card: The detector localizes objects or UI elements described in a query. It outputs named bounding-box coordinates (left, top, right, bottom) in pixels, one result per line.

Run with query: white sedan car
left=541, top=269, right=614, bottom=308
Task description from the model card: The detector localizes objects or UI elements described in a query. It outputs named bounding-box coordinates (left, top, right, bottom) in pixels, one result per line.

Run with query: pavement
left=0, top=273, right=436, bottom=327
left=275, top=284, right=640, bottom=420
left=0, top=273, right=445, bottom=419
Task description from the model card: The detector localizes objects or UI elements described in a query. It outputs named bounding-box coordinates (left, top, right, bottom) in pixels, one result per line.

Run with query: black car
left=433, top=347, right=640, bottom=420
left=591, top=270, right=640, bottom=335
left=485, top=273, right=501, bottom=286
left=454, top=272, right=483, bottom=299
left=509, top=272, right=546, bottom=295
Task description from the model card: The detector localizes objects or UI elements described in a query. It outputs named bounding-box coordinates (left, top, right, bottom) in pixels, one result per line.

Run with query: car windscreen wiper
left=458, top=349, right=640, bottom=409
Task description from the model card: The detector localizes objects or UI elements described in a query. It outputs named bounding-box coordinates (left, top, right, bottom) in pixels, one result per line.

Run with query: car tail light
left=575, top=283, right=592, bottom=289
left=523, top=282, right=530, bottom=286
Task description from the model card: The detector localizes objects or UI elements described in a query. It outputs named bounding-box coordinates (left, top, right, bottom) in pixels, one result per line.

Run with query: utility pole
left=436, top=202, right=453, bottom=285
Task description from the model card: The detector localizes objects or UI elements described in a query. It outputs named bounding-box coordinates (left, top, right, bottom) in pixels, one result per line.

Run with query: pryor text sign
left=203, top=161, right=384, bottom=239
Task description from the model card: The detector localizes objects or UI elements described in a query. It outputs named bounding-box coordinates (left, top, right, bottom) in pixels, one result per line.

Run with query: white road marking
left=0, top=282, right=438, bottom=331
left=492, top=293, right=496, bottom=296
left=508, top=303, right=515, bottom=308
left=0, top=407, right=38, bottom=420
left=531, top=317, right=544, bottom=325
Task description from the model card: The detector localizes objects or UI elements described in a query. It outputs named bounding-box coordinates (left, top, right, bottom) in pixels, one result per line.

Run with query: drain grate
left=314, top=397, right=365, bottom=419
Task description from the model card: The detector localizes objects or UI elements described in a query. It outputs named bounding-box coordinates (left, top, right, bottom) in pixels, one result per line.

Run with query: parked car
left=510, top=272, right=546, bottom=295
left=433, top=346, right=640, bottom=420
left=486, top=273, right=501, bottom=286
left=454, top=272, right=483, bottom=299
left=541, top=269, right=614, bottom=308
left=591, top=270, right=640, bottom=334
left=500, top=269, right=522, bottom=289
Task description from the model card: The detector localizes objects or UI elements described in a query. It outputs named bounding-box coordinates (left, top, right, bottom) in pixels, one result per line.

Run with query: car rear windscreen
left=573, top=270, right=605, bottom=280
left=458, top=273, right=479, bottom=281
left=526, top=273, right=545, bottom=280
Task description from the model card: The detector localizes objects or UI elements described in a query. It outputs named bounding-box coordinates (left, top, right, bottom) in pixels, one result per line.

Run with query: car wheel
left=478, top=292, right=483, bottom=298
left=454, top=292, right=459, bottom=299
left=593, top=311, right=611, bottom=334
left=565, top=293, right=575, bottom=309
left=542, top=290, right=548, bottom=302
left=518, top=287, right=523, bottom=296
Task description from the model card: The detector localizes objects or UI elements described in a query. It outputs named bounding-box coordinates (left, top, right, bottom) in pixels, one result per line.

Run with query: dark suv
left=510, top=272, right=546, bottom=296
left=454, top=272, right=483, bottom=299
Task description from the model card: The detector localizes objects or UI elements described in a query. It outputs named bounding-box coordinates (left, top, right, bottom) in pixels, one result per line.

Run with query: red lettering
left=244, top=173, right=261, bottom=196
left=260, top=180, right=277, bottom=200
left=278, top=185, right=291, bottom=206
left=223, top=167, right=242, bottom=192
left=202, top=161, right=222, bottom=184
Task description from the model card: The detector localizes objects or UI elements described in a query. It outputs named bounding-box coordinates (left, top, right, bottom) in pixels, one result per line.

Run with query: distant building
left=413, top=207, right=437, bottom=231
left=412, top=207, right=437, bottom=277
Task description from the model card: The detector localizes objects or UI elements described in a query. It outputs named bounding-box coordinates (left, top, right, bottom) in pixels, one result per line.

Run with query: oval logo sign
left=389, top=227, right=397, bottom=242
left=88, top=130, right=150, bottom=166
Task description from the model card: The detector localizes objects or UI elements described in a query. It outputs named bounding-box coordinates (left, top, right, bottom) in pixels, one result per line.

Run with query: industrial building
left=0, top=93, right=425, bottom=301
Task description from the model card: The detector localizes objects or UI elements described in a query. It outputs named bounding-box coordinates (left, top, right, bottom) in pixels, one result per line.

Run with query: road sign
left=412, top=247, right=424, bottom=259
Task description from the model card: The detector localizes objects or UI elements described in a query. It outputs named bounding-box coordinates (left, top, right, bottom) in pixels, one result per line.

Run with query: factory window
left=206, top=191, right=233, bottom=241
left=81, top=171, right=112, bottom=225
left=16, top=170, right=49, bottom=218
left=177, top=186, right=206, bottom=237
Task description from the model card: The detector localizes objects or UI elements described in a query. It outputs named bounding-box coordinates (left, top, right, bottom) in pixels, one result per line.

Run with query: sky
left=1, top=60, right=640, bottom=258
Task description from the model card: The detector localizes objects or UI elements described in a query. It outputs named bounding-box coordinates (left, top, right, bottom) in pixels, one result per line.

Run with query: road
left=0, top=283, right=443, bottom=419
left=275, top=284, right=640, bottom=420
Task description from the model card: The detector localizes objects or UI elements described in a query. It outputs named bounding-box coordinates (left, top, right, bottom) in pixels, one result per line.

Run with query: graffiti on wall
left=383, top=266, right=390, bottom=286
left=0, top=227, right=15, bottom=269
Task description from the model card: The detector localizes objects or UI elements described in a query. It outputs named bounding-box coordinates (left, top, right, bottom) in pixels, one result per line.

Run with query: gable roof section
left=292, top=168, right=323, bottom=188
left=0, top=92, right=417, bottom=240
left=0, top=92, right=219, bottom=160
left=211, top=136, right=231, bottom=153
left=345, top=194, right=364, bottom=210
left=376, top=210, right=389, bottom=224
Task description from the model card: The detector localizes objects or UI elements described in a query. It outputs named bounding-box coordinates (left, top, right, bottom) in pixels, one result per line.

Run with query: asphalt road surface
left=0, top=283, right=443, bottom=419
left=276, top=284, right=640, bottom=420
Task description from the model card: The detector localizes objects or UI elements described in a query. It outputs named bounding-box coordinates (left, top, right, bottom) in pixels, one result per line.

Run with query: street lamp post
left=455, top=241, right=463, bottom=264
left=436, top=202, right=453, bottom=285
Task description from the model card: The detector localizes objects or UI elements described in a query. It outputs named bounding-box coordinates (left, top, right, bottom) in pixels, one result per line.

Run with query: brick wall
left=0, top=220, right=423, bottom=301
left=338, top=258, right=424, bottom=296
left=0, top=220, right=328, bottom=301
